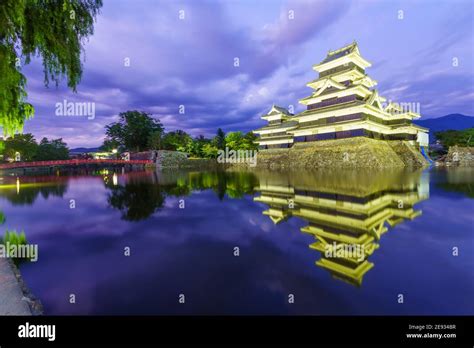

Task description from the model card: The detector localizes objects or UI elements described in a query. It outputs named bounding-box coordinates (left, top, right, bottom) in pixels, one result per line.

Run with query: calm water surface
left=0, top=167, right=473, bottom=315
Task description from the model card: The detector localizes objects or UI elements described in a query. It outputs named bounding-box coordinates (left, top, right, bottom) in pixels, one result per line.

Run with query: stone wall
left=156, top=150, right=218, bottom=169
left=0, top=258, right=43, bottom=315
left=252, top=138, right=428, bottom=170
left=387, top=141, right=428, bottom=167
left=154, top=139, right=431, bottom=170
left=155, top=150, right=187, bottom=168
left=443, top=146, right=474, bottom=166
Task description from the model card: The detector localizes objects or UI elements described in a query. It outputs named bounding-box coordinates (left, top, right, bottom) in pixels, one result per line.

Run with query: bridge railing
left=0, top=159, right=152, bottom=170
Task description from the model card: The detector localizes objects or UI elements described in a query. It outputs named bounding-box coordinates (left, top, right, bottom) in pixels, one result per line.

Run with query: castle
left=253, top=42, right=429, bottom=154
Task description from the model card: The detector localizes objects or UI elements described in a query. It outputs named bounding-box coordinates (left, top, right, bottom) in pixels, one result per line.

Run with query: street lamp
left=111, top=148, right=118, bottom=159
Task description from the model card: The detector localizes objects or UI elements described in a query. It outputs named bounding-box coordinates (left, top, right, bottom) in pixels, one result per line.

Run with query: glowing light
left=16, top=177, right=20, bottom=194
left=112, top=149, right=118, bottom=154
left=113, top=173, right=118, bottom=186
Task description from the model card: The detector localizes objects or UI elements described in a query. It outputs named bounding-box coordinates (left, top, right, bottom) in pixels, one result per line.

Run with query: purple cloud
left=18, top=0, right=474, bottom=148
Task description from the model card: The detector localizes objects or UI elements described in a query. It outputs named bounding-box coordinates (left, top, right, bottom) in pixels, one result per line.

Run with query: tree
left=223, top=131, right=258, bottom=151
left=214, top=128, right=226, bottom=150
left=225, top=131, right=244, bottom=150
left=0, top=139, right=5, bottom=157
left=34, top=138, right=69, bottom=161
left=100, top=138, right=121, bottom=152
left=202, top=143, right=219, bottom=158
left=161, top=130, right=192, bottom=152
left=0, top=0, right=103, bottom=135
left=435, top=128, right=474, bottom=148
left=241, top=132, right=258, bottom=151
left=3, top=133, right=38, bottom=161
left=190, top=135, right=210, bottom=157
left=147, top=131, right=163, bottom=150
left=104, top=111, right=164, bottom=152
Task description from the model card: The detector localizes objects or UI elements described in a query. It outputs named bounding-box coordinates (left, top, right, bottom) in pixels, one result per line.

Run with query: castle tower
left=253, top=42, right=429, bottom=150
left=252, top=105, right=297, bottom=149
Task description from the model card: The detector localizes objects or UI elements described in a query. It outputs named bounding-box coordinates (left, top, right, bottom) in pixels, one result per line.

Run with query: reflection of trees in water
left=163, top=171, right=258, bottom=200
left=438, top=183, right=474, bottom=198
left=0, top=177, right=68, bottom=206
left=111, top=169, right=429, bottom=288
left=106, top=180, right=166, bottom=222
left=104, top=170, right=259, bottom=221
left=435, top=168, right=474, bottom=198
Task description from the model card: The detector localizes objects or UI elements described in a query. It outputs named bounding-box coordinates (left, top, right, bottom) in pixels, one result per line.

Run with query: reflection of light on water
left=16, top=177, right=20, bottom=194
left=113, top=173, right=118, bottom=186
left=419, top=170, right=430, bottom=198
left=101, top=169, right=111, bottom=183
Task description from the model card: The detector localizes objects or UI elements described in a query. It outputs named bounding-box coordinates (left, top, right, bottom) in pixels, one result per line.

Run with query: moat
left=0, top=167, right=473, bottom=315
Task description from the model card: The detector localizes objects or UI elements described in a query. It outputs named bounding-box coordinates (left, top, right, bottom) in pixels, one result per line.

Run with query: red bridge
left=0, top=159, right=152, bottom=170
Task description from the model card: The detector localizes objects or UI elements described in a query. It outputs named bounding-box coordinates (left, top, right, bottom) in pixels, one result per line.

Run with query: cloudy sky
left=22, top=0, right=474, bottom=148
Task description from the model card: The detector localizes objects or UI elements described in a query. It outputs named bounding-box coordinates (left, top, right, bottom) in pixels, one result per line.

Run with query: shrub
left=1, top=230, right=27, bottom=246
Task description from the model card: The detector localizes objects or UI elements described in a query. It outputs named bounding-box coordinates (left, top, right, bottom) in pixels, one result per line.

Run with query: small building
left=254, top=42, right=429, bottom=151
left=251, top=105, right=297, bottom=149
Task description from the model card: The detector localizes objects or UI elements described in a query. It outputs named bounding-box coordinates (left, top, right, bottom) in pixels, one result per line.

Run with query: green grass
left=1, top=230, right=27, bottom=246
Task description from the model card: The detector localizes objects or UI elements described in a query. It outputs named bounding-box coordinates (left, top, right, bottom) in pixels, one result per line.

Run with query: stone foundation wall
left=156, top=150, right=218, bottom=169
left=249, top=138, right=428, bottom=170
left=387, top=141, right=428, bottom=167
left=443, top=146, right=474, bottom=166
left=156, top=139, right=431, bottom=170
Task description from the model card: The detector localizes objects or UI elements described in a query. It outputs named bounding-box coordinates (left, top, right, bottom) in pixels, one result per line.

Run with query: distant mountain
left=69, top=147, right=101, bottom=153
left=414, top=114, right=474, bottom=142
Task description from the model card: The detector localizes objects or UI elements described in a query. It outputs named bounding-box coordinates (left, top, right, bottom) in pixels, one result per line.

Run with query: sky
left=21, top=0, right=474, bottom=148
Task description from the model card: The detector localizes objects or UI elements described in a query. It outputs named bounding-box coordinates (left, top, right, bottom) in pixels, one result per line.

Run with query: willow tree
left=0, top=0, right=103, bottom=135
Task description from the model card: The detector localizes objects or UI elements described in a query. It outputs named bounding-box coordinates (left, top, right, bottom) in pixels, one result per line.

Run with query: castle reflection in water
left=3, top=167, right=430, bottom=288
left=253, top=169, right=429, bottom=287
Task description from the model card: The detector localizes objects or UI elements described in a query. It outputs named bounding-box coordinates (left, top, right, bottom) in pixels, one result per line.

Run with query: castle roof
left=267, top=105, right=293, bottom=116
left=321, top=41, right=359, bottom=64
